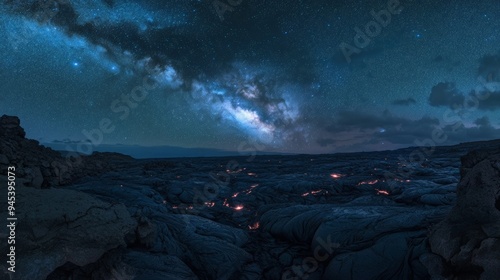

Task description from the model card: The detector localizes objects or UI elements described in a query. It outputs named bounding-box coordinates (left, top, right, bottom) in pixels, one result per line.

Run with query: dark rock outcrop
left=0, top=115, right=25, bottom=138
left=0, top=115, right=133, bottom=188
left=429, top=146, right=500, bottom=279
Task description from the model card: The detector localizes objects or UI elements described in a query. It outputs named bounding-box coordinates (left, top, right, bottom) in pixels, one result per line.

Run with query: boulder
left=429, top=147, right=500, bottom=279
left=2, top=187, right=136, bottom=280
left=0, top=115, right=25, bottom=138
left=259, top=204, right=447, bottom=279
left=323, top=232, right=429, bottom=280
left=0, top=115, right=133, bottom=188
left=29, top=166, right=44, bottom=188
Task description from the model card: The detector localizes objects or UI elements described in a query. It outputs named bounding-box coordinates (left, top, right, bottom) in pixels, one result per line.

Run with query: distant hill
left=43, top=138, right=500, bottom=159
left=42, top=142, right=293, bottom=159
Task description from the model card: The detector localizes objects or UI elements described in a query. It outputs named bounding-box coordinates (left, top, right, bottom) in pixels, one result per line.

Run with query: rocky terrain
left=1, top=114, right=499, bottom=280
left=0, top=115, right=134, bottom=188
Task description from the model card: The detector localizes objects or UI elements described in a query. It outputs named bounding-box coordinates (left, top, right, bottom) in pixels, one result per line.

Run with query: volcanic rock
left=0, top=115, right=133, bottom=187
left=2, top=186, right=136, bottom=280
left=429, top=146, right=500, bottom=279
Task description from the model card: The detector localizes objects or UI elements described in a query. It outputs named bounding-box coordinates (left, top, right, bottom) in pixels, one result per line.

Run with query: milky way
left=1, top=0, right=500, bottom=155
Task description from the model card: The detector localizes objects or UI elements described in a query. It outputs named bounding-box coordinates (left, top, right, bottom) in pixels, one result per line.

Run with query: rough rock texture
left=429, top=146, right=500, bottom=279
left=67, top=180, right=254, bottom=280
left=0, top=115, right=133, bottom=188
left=1, top=186, right=136, bottom=280
left=2, top=115, right=500, bottom=279
left=47, top=250, right=200, bottom=280
left=258, top=205, right=445, bottom=279
left=0, top=115, right=25, bottom=138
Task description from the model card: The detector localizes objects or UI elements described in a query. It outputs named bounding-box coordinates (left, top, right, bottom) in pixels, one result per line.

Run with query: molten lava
left=330, top=173, right=344, bottom=179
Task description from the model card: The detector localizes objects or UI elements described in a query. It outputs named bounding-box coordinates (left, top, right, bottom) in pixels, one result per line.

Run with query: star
left=0, top=0, right=499, bottom=156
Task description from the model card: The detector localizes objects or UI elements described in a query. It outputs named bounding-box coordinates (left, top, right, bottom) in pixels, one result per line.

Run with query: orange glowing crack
left=233, top=205, right=244, bottom=211
left=357, top=179, right=379, bottom=185
left=248, top=222, right=260, bottom=230
left=330, top=173, right=344, bottom=179
left=375, top=189, right=390, bottom=195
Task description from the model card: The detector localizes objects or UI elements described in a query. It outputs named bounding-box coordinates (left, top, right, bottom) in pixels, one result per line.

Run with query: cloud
left=478, top=52, right=500, bottom=82
left=428, top=82, right=465, bottom=108
left=427, top=53, right=500, bottom=111
left=427, top=81, right=500, bottom=111
left=476, top=92, right=500, bottom=111
left=318, top=111, right=500, bottom=150
left=321, top=110, right=440, bottom=146
left=326, top=110, right=438, bottom=132
left=443, top=116, right=500, bottom=143
left=392, top=97, right=416, bottom=106
left=474, top=116, right=490, bottom=126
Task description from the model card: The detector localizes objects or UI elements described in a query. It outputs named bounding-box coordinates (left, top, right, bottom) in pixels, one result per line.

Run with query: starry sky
left=1, top=0, right=500, bottom=156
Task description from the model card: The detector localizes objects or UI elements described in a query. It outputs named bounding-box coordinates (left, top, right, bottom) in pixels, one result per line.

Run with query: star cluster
left=1, top=0, right=500, bottom=155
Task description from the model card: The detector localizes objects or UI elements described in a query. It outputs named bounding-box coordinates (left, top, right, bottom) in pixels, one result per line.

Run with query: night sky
left=1, top=0, right=500, bottom=156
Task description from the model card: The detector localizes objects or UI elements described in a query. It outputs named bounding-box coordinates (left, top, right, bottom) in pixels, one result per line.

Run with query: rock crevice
left=1, top=115, right=499, bottom=279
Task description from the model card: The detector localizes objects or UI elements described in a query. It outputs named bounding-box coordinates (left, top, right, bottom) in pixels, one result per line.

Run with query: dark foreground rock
left=1, top=186, right=136, bottom=280
left=429, top=146, right=500, bottom=279
left=257, top=205, right=445, bottom=279
left=0, top=115, right=133, bottom=188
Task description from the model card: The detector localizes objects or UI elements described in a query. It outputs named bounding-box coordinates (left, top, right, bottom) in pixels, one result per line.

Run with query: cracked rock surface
left=4, top=187, right=136, bottom=280
left=1, top=115, right=500, bottom=279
